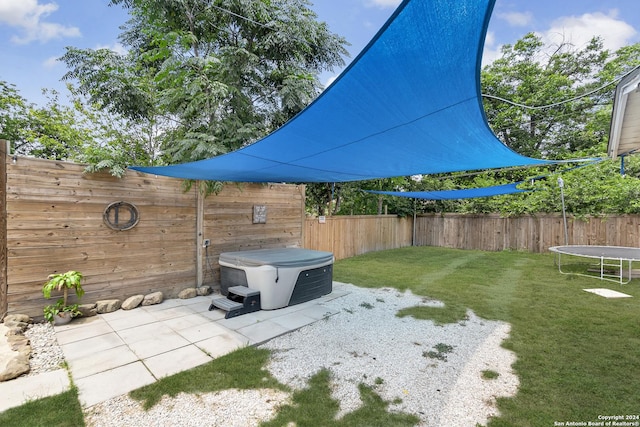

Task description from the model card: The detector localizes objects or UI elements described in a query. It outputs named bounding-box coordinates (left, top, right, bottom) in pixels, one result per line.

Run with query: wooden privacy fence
left=1, top=143, right=305, bottom=318
left=304, top=215, right=414, bottom=260
left=413, top=213, right=640, bottom=252
left=305, top=213, right=640, bottom=260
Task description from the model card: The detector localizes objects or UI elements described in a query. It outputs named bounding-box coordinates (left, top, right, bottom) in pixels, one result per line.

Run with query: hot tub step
left=210, top=297, right=243, bottom=312
left=228, top=286, right=260, bottom=298
left=209, top=287, right=261, bottom=319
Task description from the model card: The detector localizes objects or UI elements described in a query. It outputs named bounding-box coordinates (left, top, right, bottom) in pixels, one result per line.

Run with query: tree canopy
left=60, top=0, right=348, bottom=167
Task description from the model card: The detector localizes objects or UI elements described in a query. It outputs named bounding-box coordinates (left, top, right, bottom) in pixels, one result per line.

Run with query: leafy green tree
left=0, top=80, right=30, bottom=147
left=66, top=85, right=162, bottom=176
left=61, top=0, right=348, bottom=166
left=0, top=83, right=88, bottom=160
left=1, top=80, right=159, bottom=175
left=481, top=33, right=639, bottom=158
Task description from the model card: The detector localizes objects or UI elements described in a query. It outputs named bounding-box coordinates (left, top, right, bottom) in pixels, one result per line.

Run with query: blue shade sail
left=131, top=0, right=555, bottom=183
left=365, top=182, right=529, bottom=200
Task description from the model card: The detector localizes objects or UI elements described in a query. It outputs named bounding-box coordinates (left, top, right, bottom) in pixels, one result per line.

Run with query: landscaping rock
left=122, top=295, right=144, bottom=310
left=4, top=327, right=24, bottom=336
left=0, top=323, right=31, bottom=382
left=7, top=335, right=30, bottom=352
left=78, top=303, right=97, bottom=317
left=178, top=288, right=197, bottom=299
left=0, top=353, right=30, bottom=382
left=4, top=314, right=31, bottom=324
left=3, top=319, right=29, bottom=330
left=96, top=299, right=122, bottom=314
left=196, top=286, right=212, bottom=296
left=142, top=291, right=163, bottom=306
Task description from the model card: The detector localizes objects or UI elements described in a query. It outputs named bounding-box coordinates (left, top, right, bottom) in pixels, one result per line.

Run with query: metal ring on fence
left=103, top=201, right=140, bottom=231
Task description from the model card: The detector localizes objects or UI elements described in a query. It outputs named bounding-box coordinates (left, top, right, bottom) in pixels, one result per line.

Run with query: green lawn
left=2, top=246, right=638, bottom=426
left=0, top=387, right=84, bottom=427
left=334, top=246, right=640, bottom=426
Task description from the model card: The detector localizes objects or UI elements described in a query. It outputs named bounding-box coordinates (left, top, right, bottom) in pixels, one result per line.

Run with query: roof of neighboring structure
left=608, top=66, right=640, bottom=159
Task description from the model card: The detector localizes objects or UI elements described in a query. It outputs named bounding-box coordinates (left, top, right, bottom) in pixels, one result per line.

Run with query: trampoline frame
left=549, top=245, right=640, bottom=284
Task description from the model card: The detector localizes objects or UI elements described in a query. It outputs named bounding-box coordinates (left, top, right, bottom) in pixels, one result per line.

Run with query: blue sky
left=1, top=0, right=639, bottom=106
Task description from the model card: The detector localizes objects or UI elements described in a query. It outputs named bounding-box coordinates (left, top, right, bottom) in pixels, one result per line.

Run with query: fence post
left=0, top=140, right=8, bottom=319
left=196, top=181, right=204, bottom=287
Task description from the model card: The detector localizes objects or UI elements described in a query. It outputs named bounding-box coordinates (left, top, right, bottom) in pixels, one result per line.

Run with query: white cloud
left=482, top=31, right=501, bottom=66
left=366, top=0, right=402, bottom=9
left=42, top=55, right=59, bottom=68
left=540, top=10, right=636, bottom=52
left=498, top=11, right=533, bottom=27
left=95, top=42, right=128, bottom=56
left=0, top=0, right=81, bottom=44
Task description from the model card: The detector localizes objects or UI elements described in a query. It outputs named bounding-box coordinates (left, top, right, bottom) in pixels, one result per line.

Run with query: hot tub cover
left=219, top=248, right=334, bottom=268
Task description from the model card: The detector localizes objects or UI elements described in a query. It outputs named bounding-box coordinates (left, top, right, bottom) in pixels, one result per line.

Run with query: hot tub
left=219, top=248, right=334, bottom=310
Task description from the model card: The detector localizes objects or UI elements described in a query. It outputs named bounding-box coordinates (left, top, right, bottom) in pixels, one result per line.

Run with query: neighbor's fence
left=304, top=215, right=414, bottom=260
left=1, top=144, right=305, bottom=318
left=305, top=213, right=640, bottom=260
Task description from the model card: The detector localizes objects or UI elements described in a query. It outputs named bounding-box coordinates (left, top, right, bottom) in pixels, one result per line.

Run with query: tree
left=481, top=33, right=639, bottom=158
left=0, top=80, right=159, bottom=175
left=0, top=82, right=88, bottom=160
left=61, top=0, right=348, bottom=166
left=0, top=81, right=29, bottom=146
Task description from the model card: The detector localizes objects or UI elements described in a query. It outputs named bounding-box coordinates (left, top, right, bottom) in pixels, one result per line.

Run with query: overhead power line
left=480, top=67, right=637, bottom=110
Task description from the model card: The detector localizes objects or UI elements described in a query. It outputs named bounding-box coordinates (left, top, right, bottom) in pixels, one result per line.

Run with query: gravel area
left=27, top=283, right=519, bottom=426
left=261, top=283, right=519, bottom=426
left=23, top=322, right=66, bottom=376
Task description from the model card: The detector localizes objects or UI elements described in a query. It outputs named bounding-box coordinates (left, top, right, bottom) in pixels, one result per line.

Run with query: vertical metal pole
left=412, top=198, right=416, bottom=247
left=558, top=177, right=569, bottom=245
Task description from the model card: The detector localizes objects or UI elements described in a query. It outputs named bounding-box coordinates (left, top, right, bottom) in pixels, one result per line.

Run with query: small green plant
left=482, top=370, right=500, bottom=380
left=434, top=343, right=454, bottom=354
left=360, top=302, right=374, bottom=309
left=374, top=377, right=384, bottom=385
left=43, top=300, right=81, bottom=323
left=42, top=270, right=84, bottom=323
left=423, top=343, right=455, bottom=361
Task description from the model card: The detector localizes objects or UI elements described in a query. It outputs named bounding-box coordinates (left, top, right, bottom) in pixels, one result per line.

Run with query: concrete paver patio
left=0, top=285, right=348, bottom=411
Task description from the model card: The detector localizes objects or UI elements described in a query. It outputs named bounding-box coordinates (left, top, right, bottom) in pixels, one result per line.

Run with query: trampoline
left=549, top=245, right=640, bottom=284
